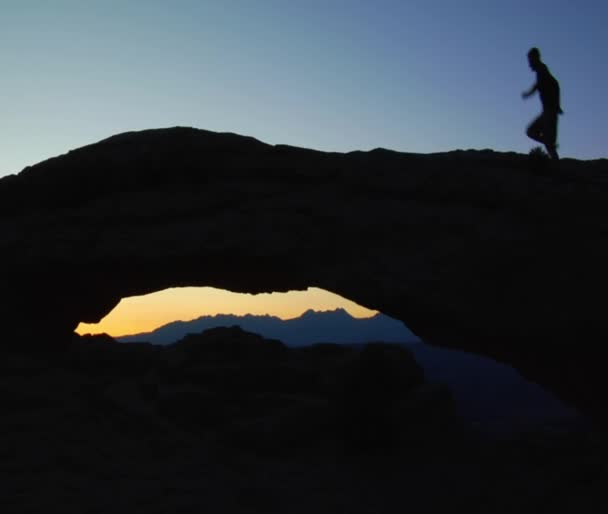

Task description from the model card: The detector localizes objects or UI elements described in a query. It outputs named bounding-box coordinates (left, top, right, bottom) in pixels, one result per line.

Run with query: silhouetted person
left=522, top=47, right=563, bottom=160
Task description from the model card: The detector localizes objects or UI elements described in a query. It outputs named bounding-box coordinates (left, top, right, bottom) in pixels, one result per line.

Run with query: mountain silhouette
left=117, top=309, right=419, bottom=346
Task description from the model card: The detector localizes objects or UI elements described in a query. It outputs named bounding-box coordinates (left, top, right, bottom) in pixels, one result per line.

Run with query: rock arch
left=2, top=127, right=608, bottom=425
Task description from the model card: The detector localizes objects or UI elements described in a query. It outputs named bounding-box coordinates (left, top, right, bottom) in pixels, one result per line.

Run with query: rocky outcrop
left=66, top=328, right=445, bottom=449
left=1, top=127, right=608, bottom=424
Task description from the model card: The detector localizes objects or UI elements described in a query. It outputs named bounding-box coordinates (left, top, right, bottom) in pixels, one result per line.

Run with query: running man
left=522, top=47, right=563, bottom=160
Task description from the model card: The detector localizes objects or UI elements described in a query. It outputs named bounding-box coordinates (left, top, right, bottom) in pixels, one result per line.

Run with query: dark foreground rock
left=1, top=329, right=606, bottom=513
left=1, top=127, right=608, bottom=425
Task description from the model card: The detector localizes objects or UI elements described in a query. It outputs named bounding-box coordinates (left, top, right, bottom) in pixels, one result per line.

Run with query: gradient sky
left=3, top=1, right=607, bottom=334
left=1, top=0, right=606, bottom=178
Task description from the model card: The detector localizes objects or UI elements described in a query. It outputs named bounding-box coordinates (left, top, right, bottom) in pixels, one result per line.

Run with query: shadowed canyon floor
left=1, top=127, right=608, bottom=425
left=1, top=329, right=605, bottom=513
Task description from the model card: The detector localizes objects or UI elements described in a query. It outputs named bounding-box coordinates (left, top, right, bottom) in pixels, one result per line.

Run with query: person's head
left=527, top=47, right=541, bottom=71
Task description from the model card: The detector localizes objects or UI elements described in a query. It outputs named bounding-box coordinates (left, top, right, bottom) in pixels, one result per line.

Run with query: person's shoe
left=546, top=144, right=560, bottom=161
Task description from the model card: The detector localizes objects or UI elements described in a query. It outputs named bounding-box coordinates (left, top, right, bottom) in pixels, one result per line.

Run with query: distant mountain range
left=117, top=309, right=419, bottom=346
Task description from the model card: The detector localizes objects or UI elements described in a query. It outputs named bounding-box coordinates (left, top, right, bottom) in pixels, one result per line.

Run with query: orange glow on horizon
left=76, top=287, right=378, bottom=337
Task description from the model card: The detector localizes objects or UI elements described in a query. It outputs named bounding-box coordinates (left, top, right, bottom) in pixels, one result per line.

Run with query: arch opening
left=76, top=286, right=382, bottom=339
left=74, top=286, right=583, bottom=434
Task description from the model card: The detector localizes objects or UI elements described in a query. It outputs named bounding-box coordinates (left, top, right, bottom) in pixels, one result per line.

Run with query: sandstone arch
left=2, top=127, right=607, bottom=425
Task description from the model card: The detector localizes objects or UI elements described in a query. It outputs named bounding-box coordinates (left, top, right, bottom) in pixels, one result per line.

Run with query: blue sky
left=1, top=0, right=606, bottom=177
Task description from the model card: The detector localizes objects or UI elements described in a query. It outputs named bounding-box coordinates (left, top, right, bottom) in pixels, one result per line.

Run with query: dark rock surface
left=0, top=329, right=605, bottom=513
left=1, top=127, right=608, bottom=425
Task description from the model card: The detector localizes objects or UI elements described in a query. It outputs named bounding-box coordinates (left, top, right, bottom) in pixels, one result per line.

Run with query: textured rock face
left=1, top=127, right=608, bottom=424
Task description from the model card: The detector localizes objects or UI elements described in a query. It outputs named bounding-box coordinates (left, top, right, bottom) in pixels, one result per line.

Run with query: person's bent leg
left=526, top=115, right=545, bottom=144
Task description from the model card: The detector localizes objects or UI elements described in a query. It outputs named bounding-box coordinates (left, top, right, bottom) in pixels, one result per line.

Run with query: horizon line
left=78, top=306, right=382, bottom=339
